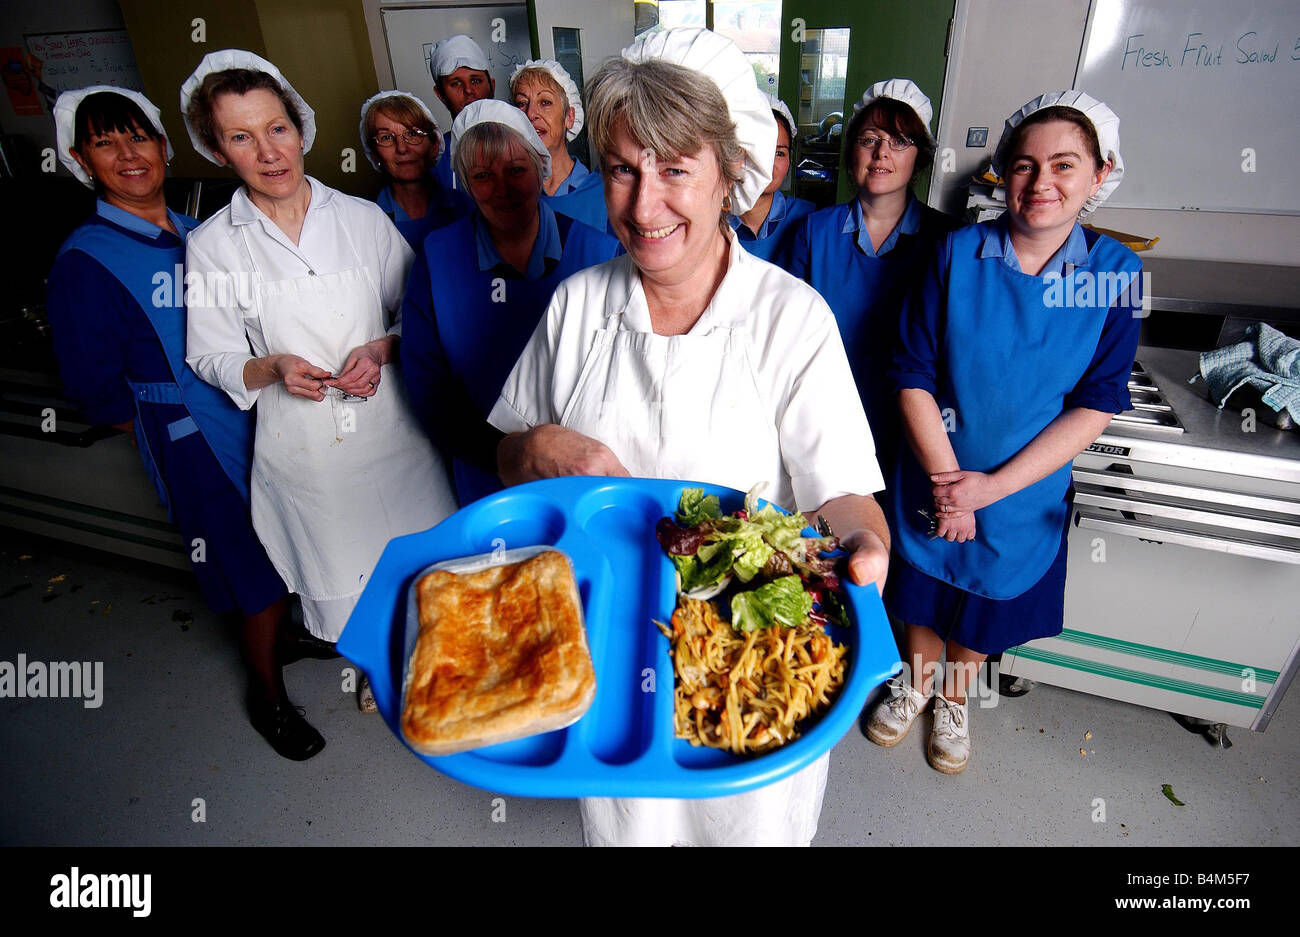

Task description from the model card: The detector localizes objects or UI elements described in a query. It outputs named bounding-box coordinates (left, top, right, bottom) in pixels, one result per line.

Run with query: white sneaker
left=866, top=677, right=931, bottom=747
left=928, top=694, right=970, bottom=774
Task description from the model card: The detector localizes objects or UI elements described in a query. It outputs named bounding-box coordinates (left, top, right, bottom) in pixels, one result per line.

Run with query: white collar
left=228, top=174, right=328, bottom=226
left=606, top=227, right=751, bottom=333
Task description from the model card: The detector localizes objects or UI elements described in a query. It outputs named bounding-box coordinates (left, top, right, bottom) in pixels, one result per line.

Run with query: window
left=710, top=1, right=782, bottom=94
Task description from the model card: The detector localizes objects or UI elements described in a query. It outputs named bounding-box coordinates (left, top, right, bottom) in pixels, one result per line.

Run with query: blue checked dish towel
left=1199, top=323, right=1300, bottom=423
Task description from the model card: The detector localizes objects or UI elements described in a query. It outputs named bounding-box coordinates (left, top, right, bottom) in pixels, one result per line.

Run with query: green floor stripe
left=0, top=484, right=175, bottom=533
left=0, top=502, right=185, bottom=554
left=1010, top=645, right=1265, bottom=709
left=1054, top=628, right=1278, bottom=682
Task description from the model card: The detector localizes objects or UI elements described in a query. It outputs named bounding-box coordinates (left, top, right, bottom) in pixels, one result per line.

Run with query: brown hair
left=585, top=58, right=744, bottom=198
left=1002, top=105, right=1104, bottom=170
left=185, top=68, right=303, bottom=156
left=843, top=96, right=936, bottom=182
left=364, top=95, right=437, bottom=168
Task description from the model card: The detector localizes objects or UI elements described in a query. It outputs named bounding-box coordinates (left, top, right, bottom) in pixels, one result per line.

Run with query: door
left=529, top=0, right=637, bottom=165
left=776, top=0, right=955, bottom=206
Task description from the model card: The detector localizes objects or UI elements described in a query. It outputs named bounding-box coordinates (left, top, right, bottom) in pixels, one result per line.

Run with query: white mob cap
left=451, top=98, right=552, bottom=181
left=54, top=85, right=173, bottom=188
left=992, top=90, right=1124, bottom=216
left=509, top=59, right=584, bottom=141
left=621, top=27, right=776, bottom=214
left=179, top=49, right=316, bottom=165
left=854, top=78, right=934, bottom=144
left=358, top=90, right=442, bottom=170
left=429, top=34, right=490, bottom=80
left=764, top=92, right=796, bottom=140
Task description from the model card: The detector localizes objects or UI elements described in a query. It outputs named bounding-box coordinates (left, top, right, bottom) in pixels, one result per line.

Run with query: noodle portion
left=657, top=598, right=847, bottom=755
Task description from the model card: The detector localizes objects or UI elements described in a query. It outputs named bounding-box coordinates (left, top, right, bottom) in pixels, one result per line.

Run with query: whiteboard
left=1075, top=0, right=1300, bottom=214
left=25, top=29, right=143, bottom=96
left=380, top=3, right=532, bottom=134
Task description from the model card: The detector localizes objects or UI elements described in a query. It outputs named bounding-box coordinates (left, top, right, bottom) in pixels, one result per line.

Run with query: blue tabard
left=55, top=213, right=254, bottom=508
left=891, top=222, right=1142, bottom=598
left=406, top=208, right=620, bottom=503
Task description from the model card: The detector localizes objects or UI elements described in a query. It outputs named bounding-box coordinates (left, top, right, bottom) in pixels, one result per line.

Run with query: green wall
left=119, top=0, right=382, bottom=194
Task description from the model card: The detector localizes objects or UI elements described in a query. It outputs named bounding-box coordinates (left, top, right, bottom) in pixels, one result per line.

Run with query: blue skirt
left=145, top=403, right=287, bottom=617
left=883, top=508, right=1070, bottom=656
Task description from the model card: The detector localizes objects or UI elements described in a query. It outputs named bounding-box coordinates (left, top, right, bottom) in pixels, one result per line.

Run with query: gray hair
left=585, top=58, right=744, bottom=196
left=453, top=121, right=545, bottom=187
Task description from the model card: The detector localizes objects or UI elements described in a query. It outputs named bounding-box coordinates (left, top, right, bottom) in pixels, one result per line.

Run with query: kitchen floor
left=1, top=527, right=1295, bottom=848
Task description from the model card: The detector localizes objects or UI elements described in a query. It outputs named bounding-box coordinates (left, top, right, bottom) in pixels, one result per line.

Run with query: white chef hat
left=621, top=27, right=776, bottom=214
left=451, top=98, right=552, bottom=181
left=179, top=49, right=316, bottom=165
left=358, top=90, right=442, bottom=170
left=429, top=34, right=490, bottom=80
left=992, top=90, right=1124, bottom=216
left=54, top=85, right=174, bottom=188
left=763, top=92, right=797, bottom=142
left=509, top=59, right=584, bottom=141
left=853, top=78, right=934, bottom=144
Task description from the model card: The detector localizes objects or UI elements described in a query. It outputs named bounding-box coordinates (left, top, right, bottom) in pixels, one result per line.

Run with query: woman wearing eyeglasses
left=789, top=80, right=957, bottom=487
left=359, top=91, right=472, bottom=250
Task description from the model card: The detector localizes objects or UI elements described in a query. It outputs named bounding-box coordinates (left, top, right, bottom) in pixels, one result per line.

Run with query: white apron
left=563, top=306, right=830, bottom=846
left=245, top=234, right=456, bottom=641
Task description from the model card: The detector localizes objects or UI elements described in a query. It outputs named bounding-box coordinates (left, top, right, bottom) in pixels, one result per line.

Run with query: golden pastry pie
left=402, top=550, right=595, bottom=755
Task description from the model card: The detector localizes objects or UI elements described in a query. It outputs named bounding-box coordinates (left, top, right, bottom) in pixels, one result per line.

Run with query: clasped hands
left=928, top=469, right=1004, bottom=544
left=276, top=340, right=388, bottom=402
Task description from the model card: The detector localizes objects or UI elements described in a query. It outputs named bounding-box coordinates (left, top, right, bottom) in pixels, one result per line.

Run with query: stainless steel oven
left=1001, top=346, right=1300, bottom=734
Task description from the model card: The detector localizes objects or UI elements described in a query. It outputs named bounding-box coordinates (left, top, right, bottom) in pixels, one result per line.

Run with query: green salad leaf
left=676, top=488, right=722, bottom=527
left=731, top=576, right=814, bottom=632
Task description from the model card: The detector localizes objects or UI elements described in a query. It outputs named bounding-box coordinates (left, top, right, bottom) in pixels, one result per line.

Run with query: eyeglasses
left=855, top=132, right=914, bottom=152
left=373, top=129, right=430, bottom=148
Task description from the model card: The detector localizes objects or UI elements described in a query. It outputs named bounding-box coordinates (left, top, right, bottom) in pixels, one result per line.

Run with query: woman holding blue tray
left=868, top=92, right=1142, bottom=775
left=489, top=28, right=891, bottom=847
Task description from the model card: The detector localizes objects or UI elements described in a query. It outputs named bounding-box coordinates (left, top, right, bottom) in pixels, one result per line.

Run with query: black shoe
left=248, top=695, right=326, bottom=761
left=278, top=621, right=341, bottom=665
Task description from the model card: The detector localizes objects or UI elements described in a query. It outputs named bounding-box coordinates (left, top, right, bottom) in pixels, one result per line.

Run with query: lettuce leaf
left=676, top=488, right=722, bottom=527
left=673, top=549, right=734, bottom=594
left=730, top=576, right=814, bottom=631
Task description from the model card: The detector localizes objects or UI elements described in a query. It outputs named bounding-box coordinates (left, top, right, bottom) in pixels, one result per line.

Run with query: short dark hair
left=184, top=68, right=303, bottom=156
left=73, top=91, right=163, bottom=150
left=1002, top=105, right=1104, bottom=170
left=843, top=96, right=936, bottom=182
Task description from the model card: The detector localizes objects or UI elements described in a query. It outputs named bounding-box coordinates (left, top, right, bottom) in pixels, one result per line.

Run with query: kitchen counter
left=1095, top=345, right=1300, bottom=484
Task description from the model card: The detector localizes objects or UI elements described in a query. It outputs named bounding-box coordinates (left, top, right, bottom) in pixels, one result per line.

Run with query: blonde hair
left=509, top=67, right=569, bottom=115
left=453, top=121, right=544, bottom=187
left=585, top=58, right=744, bottom=197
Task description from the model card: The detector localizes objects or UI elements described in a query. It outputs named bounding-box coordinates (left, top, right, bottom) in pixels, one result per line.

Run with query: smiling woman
left=359, top=90, right=470, bottom=249
left=874, top=91, right=1142, bottom=776
left=487, top=28, right=891, bottom=848
left=44, top=86, right=312, bottom=760
left=399, top=98, right=619, bottom=506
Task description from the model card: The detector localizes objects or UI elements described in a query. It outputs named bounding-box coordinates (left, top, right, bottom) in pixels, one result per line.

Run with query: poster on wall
left=24, top=29, right=143, bottom=110
left=1, top=47, right=44, bottom=116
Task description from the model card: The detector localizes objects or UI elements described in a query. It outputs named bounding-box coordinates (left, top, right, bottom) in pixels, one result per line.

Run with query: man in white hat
left=428, top=34, right=496, bottom=193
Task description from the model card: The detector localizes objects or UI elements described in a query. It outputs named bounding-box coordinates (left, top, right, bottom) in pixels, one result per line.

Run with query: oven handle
left=1075, top=508, right=1300, bottom=565
left=1073, top=490, right=1300, bottom=540
left=1073, top=467, right=1300, bottom=517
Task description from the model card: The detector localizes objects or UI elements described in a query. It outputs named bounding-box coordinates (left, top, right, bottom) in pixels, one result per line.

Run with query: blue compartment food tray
left=338, top=476, right=900, bottom=798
